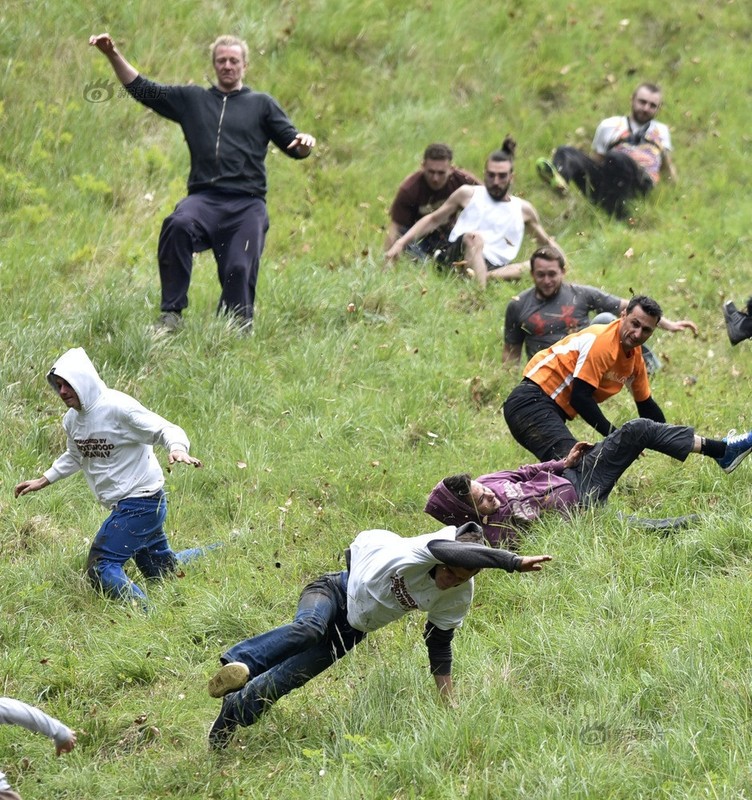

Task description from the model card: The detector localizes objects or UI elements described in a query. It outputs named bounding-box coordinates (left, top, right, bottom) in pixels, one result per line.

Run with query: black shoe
left=209, top=696, right=238, bottom=750
left=619, top=512, right=700, bottom=532
left=723, top=301, right=752, bottom=346
left=152, top=311, right=183, bottom=334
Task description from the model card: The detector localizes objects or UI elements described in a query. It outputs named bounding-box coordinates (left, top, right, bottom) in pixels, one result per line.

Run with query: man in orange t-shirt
left=502, top=296, right=666, bottom=461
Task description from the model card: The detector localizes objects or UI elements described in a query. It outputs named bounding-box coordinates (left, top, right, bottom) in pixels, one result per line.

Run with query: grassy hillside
left=1, top=1, right=752, bottom=798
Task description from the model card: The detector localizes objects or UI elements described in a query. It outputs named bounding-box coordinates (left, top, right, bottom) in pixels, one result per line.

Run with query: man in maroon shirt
left=384, top=143, right=479, bottom=258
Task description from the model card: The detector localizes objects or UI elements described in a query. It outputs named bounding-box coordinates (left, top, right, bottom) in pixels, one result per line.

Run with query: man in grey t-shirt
left=502, top=247, right=698, bottom=367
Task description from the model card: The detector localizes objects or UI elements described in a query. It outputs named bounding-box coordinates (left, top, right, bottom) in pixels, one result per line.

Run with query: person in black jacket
left=89, top=33, right=315, bottom=332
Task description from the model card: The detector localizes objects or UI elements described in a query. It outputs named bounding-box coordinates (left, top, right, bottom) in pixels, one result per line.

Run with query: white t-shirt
left=448, top=187, right=525, bottom=266
left=346, top=528, right=473, bottom=633
left=592, top=116, right=672, bottom=183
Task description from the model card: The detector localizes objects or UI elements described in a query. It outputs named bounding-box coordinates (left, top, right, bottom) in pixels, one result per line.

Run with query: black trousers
left=564, top=418, right=695, bottom=506
left=503, top=379, right=576, bottom=462
left=157, top=191, right=269, bottom=321
left=553, top=146, right=653, bottom=219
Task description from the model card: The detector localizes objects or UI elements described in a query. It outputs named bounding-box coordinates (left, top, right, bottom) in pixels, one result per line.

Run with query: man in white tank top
left=386, top=140, right=564, bottom=289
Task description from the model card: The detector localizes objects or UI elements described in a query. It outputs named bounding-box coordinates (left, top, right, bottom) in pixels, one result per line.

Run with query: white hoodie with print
left=43, top=348, right=191, bottom=508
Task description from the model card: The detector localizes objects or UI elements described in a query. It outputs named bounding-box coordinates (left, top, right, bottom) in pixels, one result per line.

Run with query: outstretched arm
left=14, top=476, right=50, bottom=497
left=385, top=186, right=471, bottom=261
left=89, top=33, right=139, bottom=85
left=168, top=449, right=203, bottom=468
left=616, top=300, right=697, bottom=335
left=657, top=316, right=697, bottom=335
left=0, top=698, right=77, bottom=756
left=384, top=221, right=403, bottom=251
left=426, top=538, right=552, bottom=572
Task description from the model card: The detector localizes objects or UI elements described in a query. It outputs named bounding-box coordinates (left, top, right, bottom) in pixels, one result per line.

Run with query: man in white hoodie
left=15, top=348, right=204, bottom=605
left=0, top=697, right=76, bottom=800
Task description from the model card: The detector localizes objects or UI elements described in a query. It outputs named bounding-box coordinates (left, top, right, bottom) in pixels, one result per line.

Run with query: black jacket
left=125, top=75, right=307, bottom=197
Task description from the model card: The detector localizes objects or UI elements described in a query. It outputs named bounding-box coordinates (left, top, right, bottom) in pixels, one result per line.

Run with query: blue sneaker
left=716, top=429, right=752, bottom=473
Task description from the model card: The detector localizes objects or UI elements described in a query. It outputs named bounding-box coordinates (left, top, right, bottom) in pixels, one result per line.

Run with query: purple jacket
left=424, top=461, right=579, bottom=547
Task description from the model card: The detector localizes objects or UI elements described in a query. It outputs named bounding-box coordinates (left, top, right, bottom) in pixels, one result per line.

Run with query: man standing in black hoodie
left=89, top=33, right=316, bottom=332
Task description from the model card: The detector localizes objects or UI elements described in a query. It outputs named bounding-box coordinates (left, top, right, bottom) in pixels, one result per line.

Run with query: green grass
left=1, top=1, right=752, bottom=798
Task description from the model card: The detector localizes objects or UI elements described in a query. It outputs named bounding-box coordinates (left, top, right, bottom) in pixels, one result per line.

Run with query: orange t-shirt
left=523, top=320, right=651, bottom=419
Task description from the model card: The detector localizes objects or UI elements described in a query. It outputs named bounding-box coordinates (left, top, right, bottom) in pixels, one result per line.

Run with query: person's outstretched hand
left=518, top=554, right=553, bottom=572
left=168, top=450, right=203, bottom=468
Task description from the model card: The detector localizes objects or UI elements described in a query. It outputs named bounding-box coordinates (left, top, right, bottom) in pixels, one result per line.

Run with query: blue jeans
left=220, top=572, right=365, bottom=727
left=86, top=491, right=208, bottom=603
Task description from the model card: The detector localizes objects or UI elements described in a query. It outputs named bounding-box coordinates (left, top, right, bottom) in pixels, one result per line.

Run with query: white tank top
left=448, top=187, right=525, bottom=266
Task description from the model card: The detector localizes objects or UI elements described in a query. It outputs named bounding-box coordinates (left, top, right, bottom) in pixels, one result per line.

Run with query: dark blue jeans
left=220, top=572, right=366, bottom=728
left=157, top=191, right=269, bottom=321
left=86, top=491, right=208, bottom=603
left=563, top=418, right=695, bottom=506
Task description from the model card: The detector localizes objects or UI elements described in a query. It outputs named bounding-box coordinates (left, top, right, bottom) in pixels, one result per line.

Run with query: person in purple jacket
left=425, top=418, right=752, bottom=547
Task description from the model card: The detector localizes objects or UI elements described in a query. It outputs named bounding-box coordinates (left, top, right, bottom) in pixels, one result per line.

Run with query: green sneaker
left=536, top=158, right=568, bottom=193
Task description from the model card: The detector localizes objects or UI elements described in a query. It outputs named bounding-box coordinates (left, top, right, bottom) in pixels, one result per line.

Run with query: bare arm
left=89, top=33, right=139, bottom=85
left=615, top=299, right=698, bottom=335
left=658, top=316, right=697, bottom=334
left=385, top=186, right=472, bottom=261
left=520, top=200, right=565, bottom=261
left=661, top=150, right=677, bottom=183
left=502, top=342, right=523, bottom=366
left=15, top=476, right=50, bottom=497
left=433, top=673, right=455, bottom=705
left=384, top=220, right=403, bottom=251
